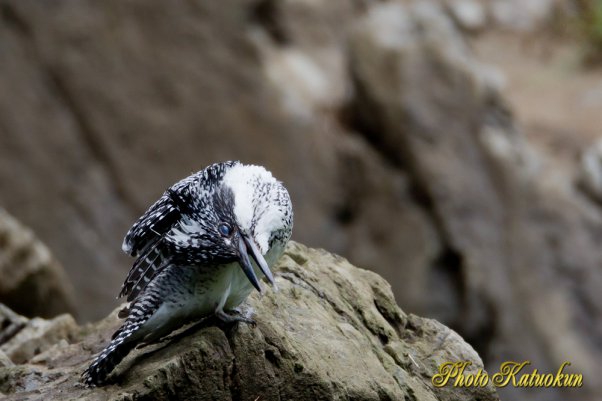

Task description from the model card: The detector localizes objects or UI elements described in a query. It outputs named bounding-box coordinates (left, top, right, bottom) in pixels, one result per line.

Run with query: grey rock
left=578, top=137, right=602, bottom=203
left=446, top=0, right=488, bottom=32
left=0, top=0, right=439, bottom=326
left=0, top=242, right=499, bottom=401
left=0, top=1, right=600, bottom=400
left=348, top=3, right=602, bottom=400
left=488, top=0, right=558, bottom=31
left=0, top=350, right=14, bottom=368
left=0, top=209, right=76, bottom=319
left=1, top=314, right=78, bottom=365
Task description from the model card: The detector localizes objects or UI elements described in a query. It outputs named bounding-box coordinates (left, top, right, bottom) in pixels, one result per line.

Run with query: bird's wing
left=119, top=161, right=240, bottom=301
left=122, top=182, right=192, bottom=258
left=119, top=228, right=173, bottom=301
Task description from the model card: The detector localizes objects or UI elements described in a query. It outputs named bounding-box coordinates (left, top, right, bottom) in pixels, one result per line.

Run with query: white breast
left=223, top=242, right=285, bottom=309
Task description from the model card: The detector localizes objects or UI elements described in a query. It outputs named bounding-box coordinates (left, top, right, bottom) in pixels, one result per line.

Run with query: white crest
left=222, top=163, right=290, bottom=254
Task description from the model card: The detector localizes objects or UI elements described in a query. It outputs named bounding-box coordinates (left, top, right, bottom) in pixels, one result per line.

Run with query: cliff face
left=0, top=242, right=499, bottom=401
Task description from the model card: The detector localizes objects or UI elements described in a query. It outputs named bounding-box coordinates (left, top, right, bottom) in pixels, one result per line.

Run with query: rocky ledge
left=0, top=242, right=498, bottom=401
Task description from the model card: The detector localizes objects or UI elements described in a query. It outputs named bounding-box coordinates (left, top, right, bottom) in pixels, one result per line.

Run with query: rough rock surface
left=348, top=4, right=602, bottom=400
left=0, top=209, right=76, bottom=319
left=578, top=138, right=602, bottom=203
left=441, top=0, right=559, bottom=32
left=0, top=1, right=600, bottom=401
left=0, top=242, right=498, bottom=401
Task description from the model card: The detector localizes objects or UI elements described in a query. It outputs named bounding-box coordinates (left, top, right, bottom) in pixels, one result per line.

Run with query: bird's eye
left=218, top=223, right=232, bottom=237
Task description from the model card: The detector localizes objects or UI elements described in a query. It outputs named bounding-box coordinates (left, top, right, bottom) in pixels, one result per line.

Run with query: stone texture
left=578, top=137, right=602, bottom=203
left=0, top=209, right=76, bottom=319
left=445, top=0, right=488, bottom=32
left=0, top=242, right=499, bottom=401
left=347, top=3, right=602, bottom=400
left=0, top=0, right=347, bottom=322
left=488, top=0, right=559, bottom=31
left=441, top=0, right=560, bottom=32
left=0, top=1, right=600, bottom=401
left=1, top=314, right=78, bottom=365
left=0, top=0, right=442, bottom=328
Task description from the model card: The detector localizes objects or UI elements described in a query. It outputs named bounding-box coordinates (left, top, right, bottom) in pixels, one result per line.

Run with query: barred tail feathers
left=84, top=270, right=170, bottom=386
left=82, top=325, right=140, bottom=387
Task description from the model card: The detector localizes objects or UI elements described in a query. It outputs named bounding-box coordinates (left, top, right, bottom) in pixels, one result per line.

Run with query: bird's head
left=204, top=162, right=293, bottom=292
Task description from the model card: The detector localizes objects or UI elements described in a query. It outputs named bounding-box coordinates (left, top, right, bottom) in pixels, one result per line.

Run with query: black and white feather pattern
left=119, top=161, right=239, bottom=301
left=82, top=160, right=293, bottom=387
left=82, top=269, right=174, bottom=386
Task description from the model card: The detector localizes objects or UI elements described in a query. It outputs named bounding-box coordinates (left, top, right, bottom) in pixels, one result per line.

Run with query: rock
left=0, top=304, right=79, bottom=367
left=1, top=313, right=78, bottom=364
left=0, top=242, right=499, bottom=401
left=0, top=304, right=28, bottom=345
left=0, top=209, right=76, bottom=319
left=578, top=138, right=602, bottom=203
left=445, top=0, right=488, bottom=32
left=0, top=0, right=358, bottom=322
left=0, top=350, right=14, bottom=368
left=348, top=2, right=602, bottom=400
left=0, top=1, right=600, bottom=401
left=0, top=0, right=443, bottom=327
left=488, top=0, right=558, bottom=31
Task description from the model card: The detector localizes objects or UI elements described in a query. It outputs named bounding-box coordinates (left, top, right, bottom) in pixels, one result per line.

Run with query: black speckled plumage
left=82, top=161, right=293, bottom=387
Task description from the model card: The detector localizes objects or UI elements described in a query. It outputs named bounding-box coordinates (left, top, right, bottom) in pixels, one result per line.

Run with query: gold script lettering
left=491, top=361, right=530, bottom=387
left=432, top=362, right=466, bottom=387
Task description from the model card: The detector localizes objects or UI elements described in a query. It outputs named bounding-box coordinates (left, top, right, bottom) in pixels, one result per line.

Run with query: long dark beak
left=237, top=233, right=276, bottom=293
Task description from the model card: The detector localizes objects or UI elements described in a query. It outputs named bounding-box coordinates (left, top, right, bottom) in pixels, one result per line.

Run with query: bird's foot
left=215, top=309, right=256, bottom=327
left=136, top=337, right=167, bottom=349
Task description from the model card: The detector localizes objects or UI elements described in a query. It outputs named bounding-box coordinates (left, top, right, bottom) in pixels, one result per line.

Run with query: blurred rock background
left=0, top=0, right=600, bottom=400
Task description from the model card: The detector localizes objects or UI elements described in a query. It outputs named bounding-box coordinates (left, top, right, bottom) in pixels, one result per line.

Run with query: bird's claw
left=215, top=309, right=256, bottom=327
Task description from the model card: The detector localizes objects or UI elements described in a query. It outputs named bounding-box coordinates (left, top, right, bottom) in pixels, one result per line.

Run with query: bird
left=81, top=161, right=293, bottom=387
